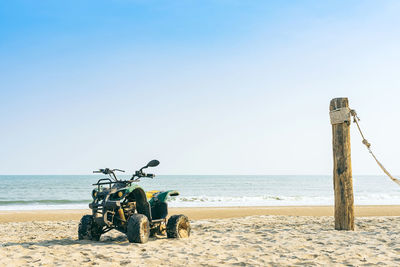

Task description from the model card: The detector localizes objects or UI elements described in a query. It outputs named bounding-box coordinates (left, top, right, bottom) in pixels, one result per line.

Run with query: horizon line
left=0, top=173, right=389, bottom=176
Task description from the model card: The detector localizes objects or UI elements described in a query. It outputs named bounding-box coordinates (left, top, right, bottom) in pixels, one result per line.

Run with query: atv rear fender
left=150, top=190, right=179, bottom=204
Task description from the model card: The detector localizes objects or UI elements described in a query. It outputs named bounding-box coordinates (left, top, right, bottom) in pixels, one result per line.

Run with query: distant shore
left=1, top=205, right=400, bottom=223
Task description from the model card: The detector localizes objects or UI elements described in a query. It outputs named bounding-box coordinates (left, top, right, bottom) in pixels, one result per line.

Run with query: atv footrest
left=151, top=219, right=165, bottom=223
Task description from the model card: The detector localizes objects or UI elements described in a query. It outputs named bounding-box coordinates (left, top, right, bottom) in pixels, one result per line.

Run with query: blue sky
left=1, top=0, right=400, bottom=175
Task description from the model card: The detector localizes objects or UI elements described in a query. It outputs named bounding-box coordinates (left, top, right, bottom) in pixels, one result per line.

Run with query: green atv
left=78, top=160, right=191, bottom=243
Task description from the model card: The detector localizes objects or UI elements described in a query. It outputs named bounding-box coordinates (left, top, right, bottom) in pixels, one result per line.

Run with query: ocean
left=0, top=175, right=399, bottom=210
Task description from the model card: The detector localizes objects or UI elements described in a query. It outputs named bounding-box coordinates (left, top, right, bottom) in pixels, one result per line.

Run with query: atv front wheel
left=127, top=214, right=150, bottom=243
left=166, top=214, right=191, bottom=238
left=78, top=215, right=102, bottom=241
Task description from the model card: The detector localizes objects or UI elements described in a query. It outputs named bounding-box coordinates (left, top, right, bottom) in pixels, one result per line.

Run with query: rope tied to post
left=330, top=107, right=400, bottom=186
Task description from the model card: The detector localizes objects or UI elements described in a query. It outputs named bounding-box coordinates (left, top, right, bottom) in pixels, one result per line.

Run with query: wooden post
left=330, top=97, right=354, bottom=230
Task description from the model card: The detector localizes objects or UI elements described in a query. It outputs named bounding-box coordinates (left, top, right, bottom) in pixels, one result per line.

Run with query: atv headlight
left=117, top=191, right=123, bottom=198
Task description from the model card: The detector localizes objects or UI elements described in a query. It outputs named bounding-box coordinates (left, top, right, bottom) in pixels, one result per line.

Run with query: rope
left=350, top=109, right=400, bottom=186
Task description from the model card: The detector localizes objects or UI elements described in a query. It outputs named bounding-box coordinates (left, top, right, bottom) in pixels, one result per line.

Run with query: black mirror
left=146, top=159, right=160, bottom=168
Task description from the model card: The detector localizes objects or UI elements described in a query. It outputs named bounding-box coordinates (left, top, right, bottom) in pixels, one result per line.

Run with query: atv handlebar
left=93, top=160, right=158, bottom=183
left=133, top=170, right=154, bottom=179
left=93, top=168, right=125, bottom=175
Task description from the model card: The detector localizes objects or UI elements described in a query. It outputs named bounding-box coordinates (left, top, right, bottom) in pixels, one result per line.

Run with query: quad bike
left=78, top=160, right=191, bottom=243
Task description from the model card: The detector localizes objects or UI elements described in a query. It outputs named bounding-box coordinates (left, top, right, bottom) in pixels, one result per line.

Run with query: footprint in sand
left=20, top=255, right=32, bottom=259
left=120, top=260, right=131, bottom=265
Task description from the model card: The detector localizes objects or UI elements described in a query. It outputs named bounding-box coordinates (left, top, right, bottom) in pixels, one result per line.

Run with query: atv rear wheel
left=78, top=215, right=102, bottom=241
left=166, top=214, right=191, bottom=238
left=127, top=214, right=150, bottom=243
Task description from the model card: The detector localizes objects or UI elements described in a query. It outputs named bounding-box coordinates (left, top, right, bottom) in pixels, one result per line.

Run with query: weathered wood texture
left=330, top=97, right=354, bottom=230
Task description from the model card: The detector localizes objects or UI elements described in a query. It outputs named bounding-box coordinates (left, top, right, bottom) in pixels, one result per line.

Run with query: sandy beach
left=0, top=206, right=400, bottom=266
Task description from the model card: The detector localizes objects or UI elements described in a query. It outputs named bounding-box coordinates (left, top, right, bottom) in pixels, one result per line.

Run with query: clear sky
left=1, top=0, right=400, bottom=175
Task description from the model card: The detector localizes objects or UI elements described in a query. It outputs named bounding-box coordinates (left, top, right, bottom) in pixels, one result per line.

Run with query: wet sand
left=2, top=205, right=400, bottom=223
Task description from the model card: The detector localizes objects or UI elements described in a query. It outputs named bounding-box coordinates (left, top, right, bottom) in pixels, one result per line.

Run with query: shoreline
left=1, top=205, right=400, bottom=223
